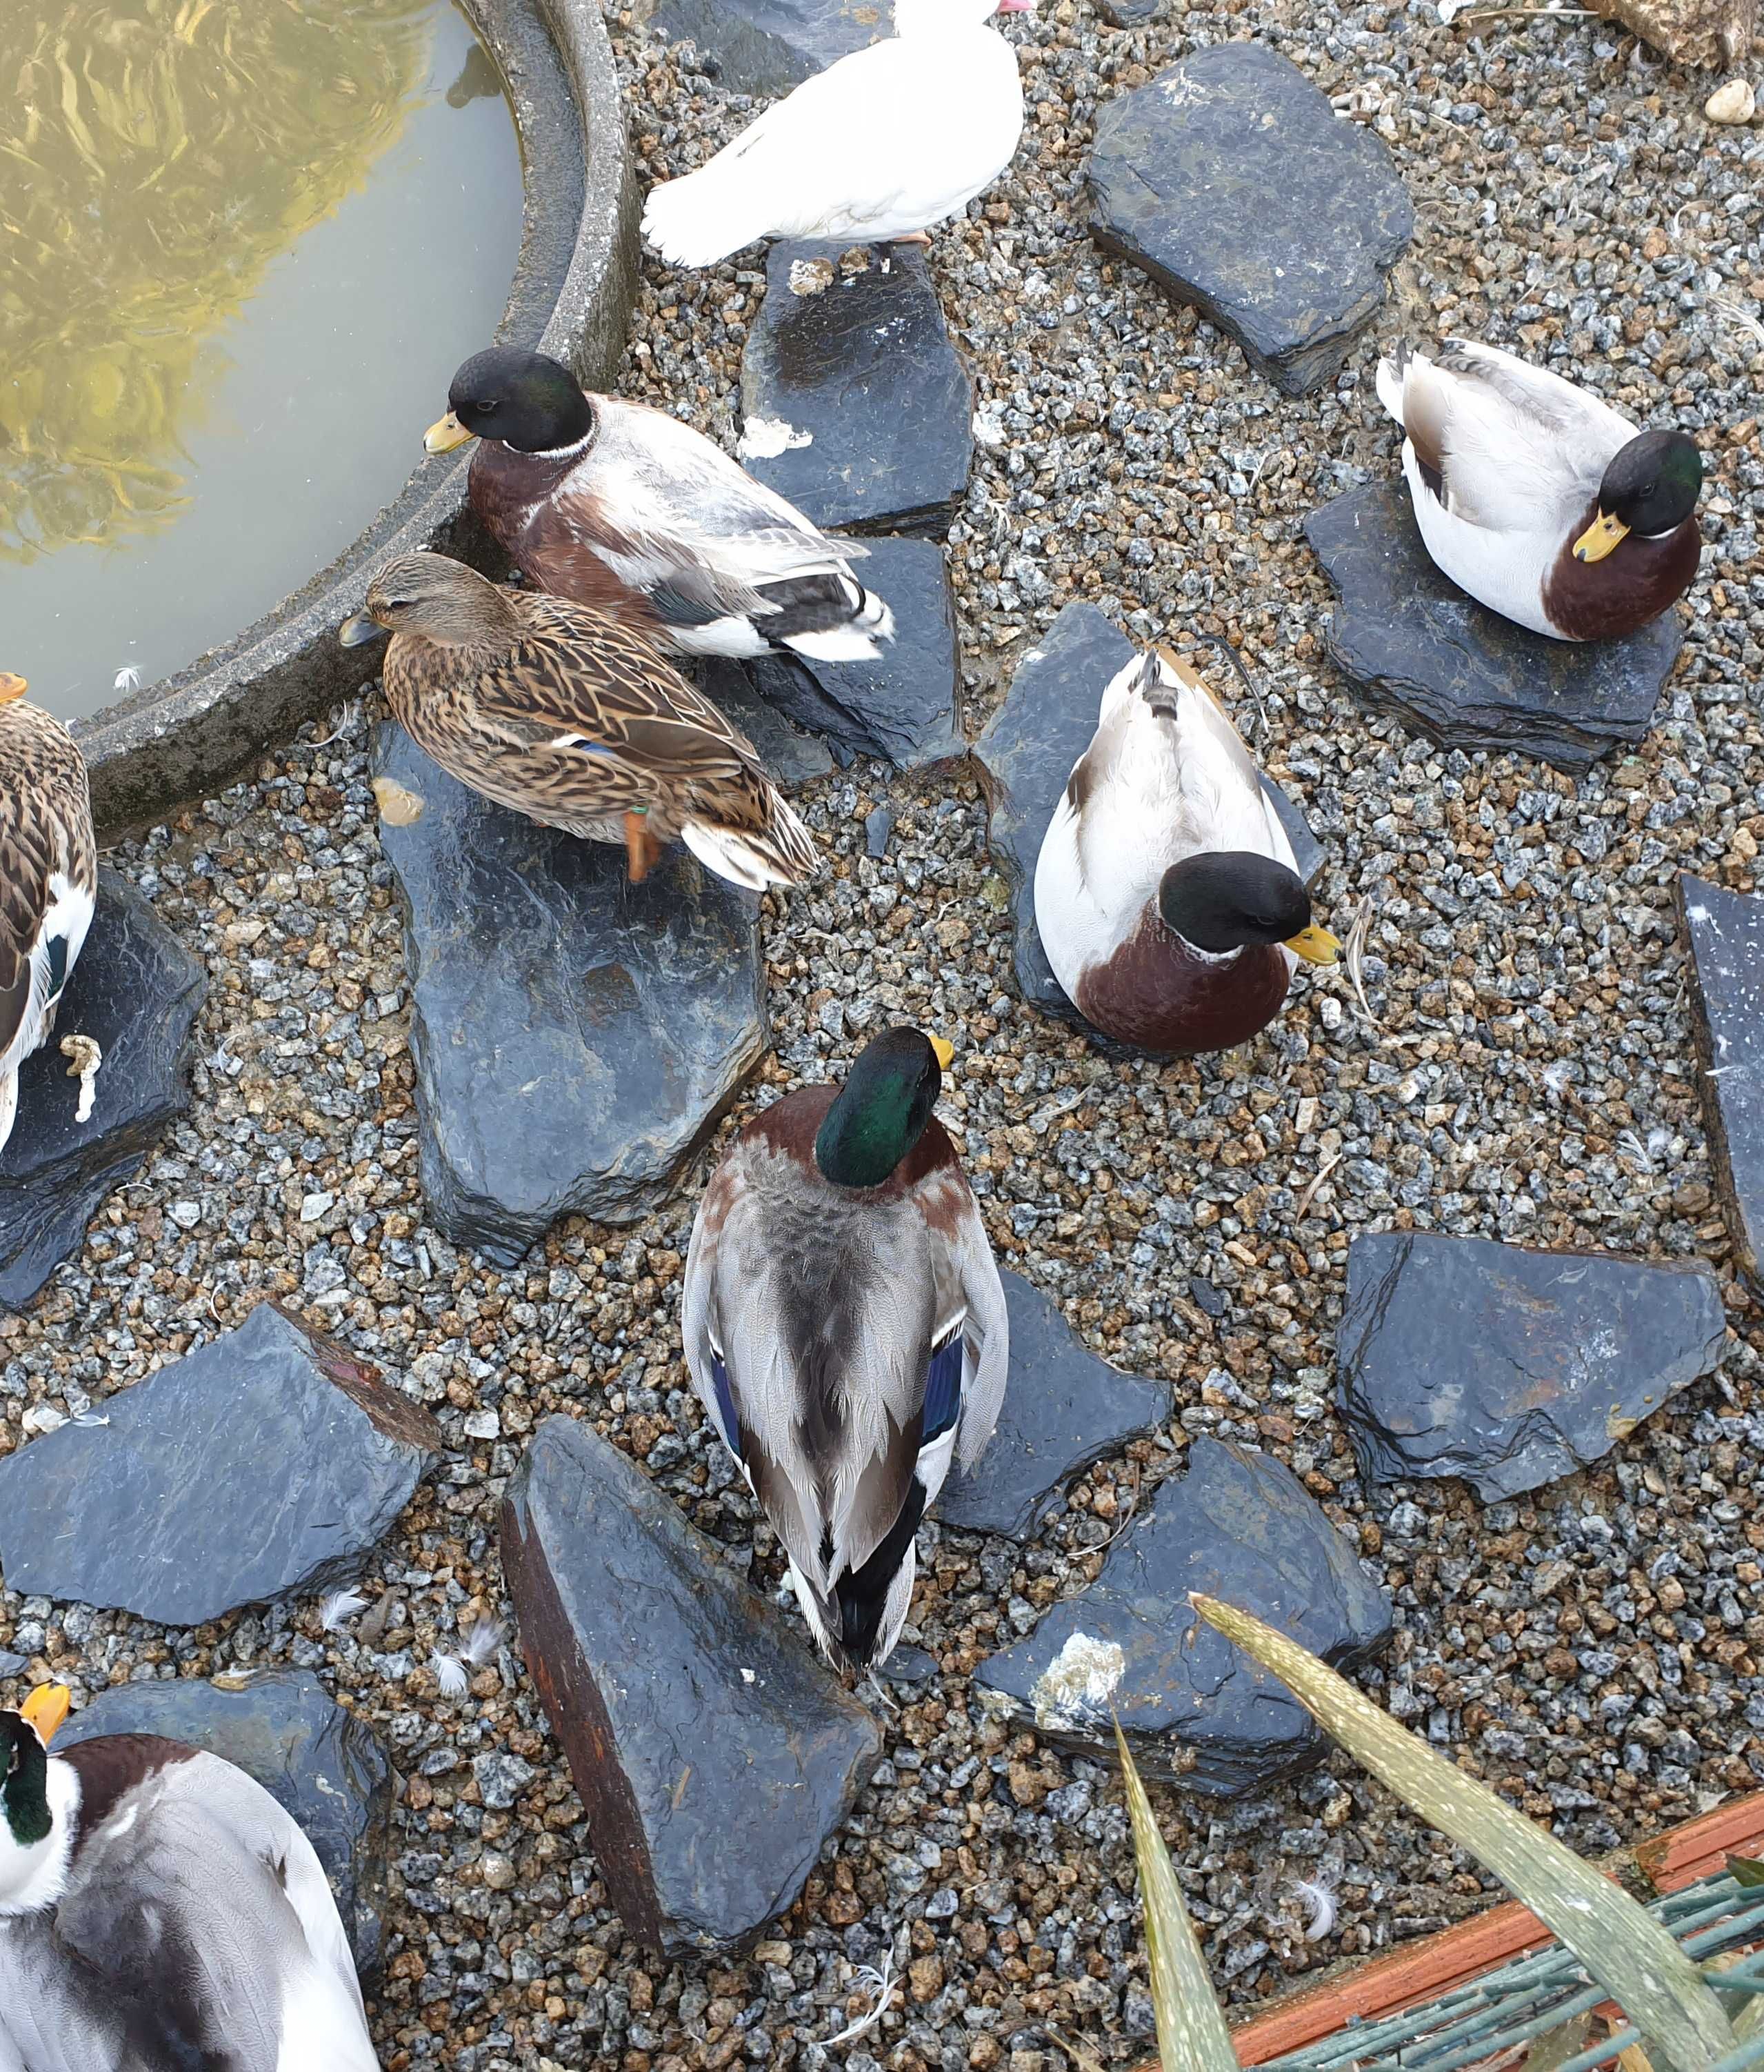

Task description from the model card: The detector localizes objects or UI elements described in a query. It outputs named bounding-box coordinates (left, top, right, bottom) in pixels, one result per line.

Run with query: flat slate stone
left=695, top=661, right=838, bottom=786
left=976, top=1437, right=1393, bottom=1795
left=374, top=724, right=768, bottom=1265
left=974, top=602, right=1323, bottom=1028
left=1087, top=46, right=1414, bottom=396
left=939, top=1270, right=1170, bottom=1539
left=503, top=1415, right=880, bottom=1954
left=1305, top=484, right=1683, bottom=772
left=741, top=241, right=973, bottom=537
left=0, top=869, right=205, bottom=1311
left=1337, top=1233, right=1727, bottom=1500
left=651, top=0, right=878, bottom=95
left=1680, top=873, right=1764, bottom=1290
left=57, top=1669, right=392, bottom=1974
left=0, top=1301, right=443, bottom=1624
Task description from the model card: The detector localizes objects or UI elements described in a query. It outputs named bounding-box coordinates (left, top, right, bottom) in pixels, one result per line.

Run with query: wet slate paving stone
left=973, top=602, right=1323, bottom=1028
left=1679, top=873, right=1764, bottom=1289
left=502, top=1415, right=881, bottom=1955
left=694, top=659, right=838, bottom=786
left=939, top=1269, right=1171, bottom=1539
left=1097, top=0, right=1161, bottom=19
left=650, top=0, right=878, bottom=95
left=976, top=1437, right=1394, bottom=1795
left=0, top=868, right=205, bottom=1311
left=1305, top=484, right=1683, bottom=771
left=58, top=1669, right=393, bottom=1974
left=1087, top=46, right=1414, bottom=396
left=373, top=724, right=768, bottom=1264
left=0, top=1300, right=444, bottom=1624
left=1337, top=1232, right=1728, bottom=1500
left=740, top=241, right=974, bottom=536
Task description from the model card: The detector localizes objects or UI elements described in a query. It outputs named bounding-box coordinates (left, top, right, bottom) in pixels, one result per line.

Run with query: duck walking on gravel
left=1376, top=340, right=1703, bottom=641
left=0, top=1684, right=381, bottom=2070
left=0, top=677, right=96, bottom=1153
left=641, top=0, right=1036, bottom=268
left=339, top=554, right=819, bottom=892
left=424, top=347, right=894, bottom=663
left=1034, top=646, right=1340, bottom=1056
left=681, top=1028, right=1008, bottom=1671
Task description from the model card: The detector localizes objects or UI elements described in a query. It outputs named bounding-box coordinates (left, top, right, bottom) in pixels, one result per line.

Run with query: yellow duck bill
left=19, top=1682, right=71, bottom=1744
left=1573, top=510, right=1631, bottom=563
left=1284, top=923, right=1343, bottom=966
left=338, top=610, right=388, bottom=649
left=424, top=410, right=477, bottom=456
left=930, top=1034, right=955, bottom=1070
left=0, top=673, right=28, bottom=704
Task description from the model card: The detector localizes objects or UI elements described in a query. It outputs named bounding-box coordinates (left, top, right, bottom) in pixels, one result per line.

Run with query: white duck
left=1034, top=648, right=1339, bottom=1055
left=0, top=1684, right=380, bottom=2069
left=641, top=0, right=1035, bottom=268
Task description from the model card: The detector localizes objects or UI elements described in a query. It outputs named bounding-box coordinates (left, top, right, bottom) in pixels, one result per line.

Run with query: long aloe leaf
left=1115, top=1719, right=1239, bottom=2072
left=1190, top=1595, right=1738, bottom=2072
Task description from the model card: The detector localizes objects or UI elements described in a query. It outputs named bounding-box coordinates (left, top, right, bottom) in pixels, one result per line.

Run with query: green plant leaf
left=1114, top=1718, right=1239, bottom=2072
left=1190, top=1594, right=1738, bottom=2072
left=1727, top=1858, right=1764, bottom=1891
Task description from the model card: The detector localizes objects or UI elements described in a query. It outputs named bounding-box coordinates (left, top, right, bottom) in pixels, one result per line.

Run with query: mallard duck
left=681, top=1028, right=1008, bottom=1671
left=339, top=554, right=819, bottom=892
left=0, top=677, right=96, bottom=1154
left=0, top=1684, right=379, bottom=2069
left=1376, top=341, right=1703, bottom=641
left=424, top=349, right=895, bottom=664
left=1034, top=648, right=1340, bottom=1055
left=640, top=0, right=1035, bottom=268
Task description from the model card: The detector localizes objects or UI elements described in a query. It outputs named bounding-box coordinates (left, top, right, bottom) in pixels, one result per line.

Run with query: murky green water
left=0, top=0, right=523, bottom=724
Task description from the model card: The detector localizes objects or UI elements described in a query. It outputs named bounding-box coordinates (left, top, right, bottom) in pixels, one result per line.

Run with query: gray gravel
left=3, top=1, right=1764, bottom=2067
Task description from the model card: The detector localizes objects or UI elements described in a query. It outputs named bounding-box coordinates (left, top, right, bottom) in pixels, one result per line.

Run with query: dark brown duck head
left=339, top=553, right=524, bottom=652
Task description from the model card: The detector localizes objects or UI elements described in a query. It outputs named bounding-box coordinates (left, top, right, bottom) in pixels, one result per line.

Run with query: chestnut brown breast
left=1074, top=906, right=1292, bottom=1056
left=469, top=444, right=660, bottom=632
left=1541, top=503, right=1701, bottom=641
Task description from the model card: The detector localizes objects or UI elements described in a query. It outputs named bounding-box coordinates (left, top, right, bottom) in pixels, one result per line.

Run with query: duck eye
left=477, top=399, right=500, bottom=414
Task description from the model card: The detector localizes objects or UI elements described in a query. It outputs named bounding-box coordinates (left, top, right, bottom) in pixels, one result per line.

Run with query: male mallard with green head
left=681, top=1028, right=1008, bottom=1671
left=1376, top=340, right=1702, bottom=641
left=0, top=1684, right=379, bottom=2068
left=1034, top=648, right=1339, bottom=1055
left=425, top=348, right=894, bottom=663
left=0, top=675, right=95, bottom=1153
left=341, top=553, right=819, bottom=892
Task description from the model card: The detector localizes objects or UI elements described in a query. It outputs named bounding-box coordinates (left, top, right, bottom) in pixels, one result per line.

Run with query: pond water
left=0, top=0, right=524, bottom=724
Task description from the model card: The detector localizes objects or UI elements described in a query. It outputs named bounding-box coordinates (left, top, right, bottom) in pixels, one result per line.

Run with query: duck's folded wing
left=472, top=615, right=768, bottom=780
left=0, top=753, right=90, bottom=1074
left=1396, top=342, right=1631, bottom=534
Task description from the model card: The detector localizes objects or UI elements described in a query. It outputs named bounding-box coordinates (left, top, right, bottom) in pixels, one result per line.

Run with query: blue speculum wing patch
left=921, top=1324, right=965, bottom=1445
left=710, top=1347, right=741, bottom=1455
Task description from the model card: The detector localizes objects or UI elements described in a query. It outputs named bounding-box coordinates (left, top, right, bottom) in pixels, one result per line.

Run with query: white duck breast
left=0, top=1742, right=379, bottom=2071
left=641, top=0, right=1029, bottom=265
left=1034, top=649, right=1296, bottom=1002
left=1375, top=340, right=1639, bottom=639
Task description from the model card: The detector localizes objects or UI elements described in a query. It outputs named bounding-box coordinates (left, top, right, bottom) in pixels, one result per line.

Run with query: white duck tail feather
left=681, top=795, right=818, bottom=891
left=642, top=168, right=776, bottom=269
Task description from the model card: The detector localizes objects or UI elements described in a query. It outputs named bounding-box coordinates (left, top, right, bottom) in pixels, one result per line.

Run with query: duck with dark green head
left=0, top=1683, right=381, bottom=2066
left=682, top=1027, right=1009, bottom=1671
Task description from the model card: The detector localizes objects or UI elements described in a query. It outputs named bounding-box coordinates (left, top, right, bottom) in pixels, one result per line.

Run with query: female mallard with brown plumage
left=424, top=348, right=894, bottom=664
left=340, top=554, right=819, bottom=892
left=0, top=677, right=96, bottom=1152
left=681, top=1028, right=1008, bottom=1671
left=1377, top=340, right=1702, bottom=641
left=1034, top=647, right=1339, bottom=1056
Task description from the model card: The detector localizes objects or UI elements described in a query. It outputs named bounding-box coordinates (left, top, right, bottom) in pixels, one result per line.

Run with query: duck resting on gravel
left=681, top=1028, right=1008, bottom=1672
left=0, top=675, right=95, bottom=1154
left=0, top=1684, right=380, bottom=2071
left=1034, top=646, right=1340, bottom=1056
left=1376, top=339, right=1703, bottom=641
left=639, top=0, right=1035, bottom=268
left=339, top=553, right=819, bottom=893
left=425, top=348, right=895, bottom=664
